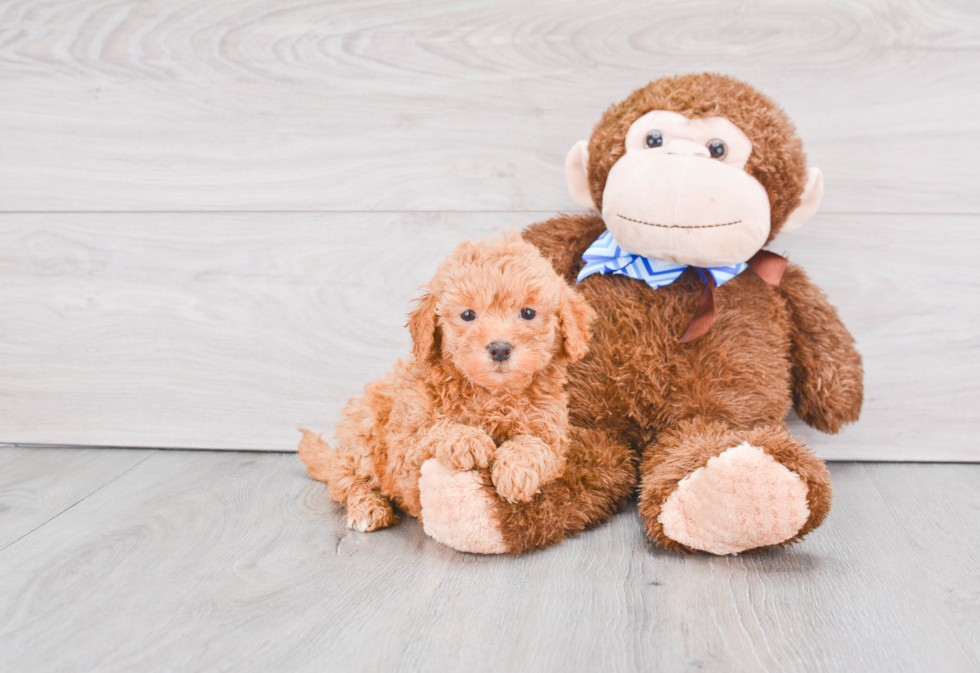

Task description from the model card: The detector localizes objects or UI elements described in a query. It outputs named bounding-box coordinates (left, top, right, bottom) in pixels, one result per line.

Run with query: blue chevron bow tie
left=577, top=231, right=749, bottom=289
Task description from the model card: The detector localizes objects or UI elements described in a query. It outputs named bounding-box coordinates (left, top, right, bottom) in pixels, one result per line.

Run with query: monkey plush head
left=566, top=73, right=823, bottom=268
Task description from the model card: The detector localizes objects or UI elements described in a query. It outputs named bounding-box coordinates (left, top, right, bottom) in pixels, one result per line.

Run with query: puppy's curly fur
left=299, top=233, right=594, bottom=532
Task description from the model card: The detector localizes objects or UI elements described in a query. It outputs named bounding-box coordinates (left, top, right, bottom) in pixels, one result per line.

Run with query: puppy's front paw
left=490, top=436, right=565, bottom=504
left=435, top=425, right=496, bottom=471
left=491, top=457, right=542, bottom=503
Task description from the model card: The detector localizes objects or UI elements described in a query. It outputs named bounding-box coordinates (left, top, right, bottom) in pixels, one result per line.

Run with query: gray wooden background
left=1, top=0, right=978, bottom=459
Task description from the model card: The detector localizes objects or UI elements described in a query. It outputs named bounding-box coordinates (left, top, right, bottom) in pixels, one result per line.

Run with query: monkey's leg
left=418, top=426, right=635, bottom=554
left=637, top=418, right=831, bottom=555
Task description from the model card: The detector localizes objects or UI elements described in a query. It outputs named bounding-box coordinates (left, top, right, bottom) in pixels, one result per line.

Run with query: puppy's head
left=408, top=232, right=594, bottom=389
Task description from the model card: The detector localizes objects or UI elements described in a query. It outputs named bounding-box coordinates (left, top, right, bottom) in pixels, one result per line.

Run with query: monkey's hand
left=491, top=435, right=566, bottom=503
left=780, top=264, right=864, bottom=433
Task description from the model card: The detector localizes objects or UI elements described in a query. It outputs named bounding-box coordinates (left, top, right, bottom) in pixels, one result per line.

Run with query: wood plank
left=785, top=213, right=980, bottom=461
left=0, top=446, right=154, bottom=549
left=859, top=463, right=980, bottom=656
left=0, top=211, right=511, bottom=450
left=0, top=0, right=978, bottom=214
left=0, top=452, right=976, bottom=671
left=1, top=211, right=977, bottom=459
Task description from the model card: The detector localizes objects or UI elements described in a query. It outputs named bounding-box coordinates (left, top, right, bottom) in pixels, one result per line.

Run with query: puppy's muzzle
left=488, top=341, right=513, bottom=362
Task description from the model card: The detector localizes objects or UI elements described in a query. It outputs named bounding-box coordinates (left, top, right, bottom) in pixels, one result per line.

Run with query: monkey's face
left=601, top=111, right=768, bottom=267
left=566, top=105, right=823, bottom=268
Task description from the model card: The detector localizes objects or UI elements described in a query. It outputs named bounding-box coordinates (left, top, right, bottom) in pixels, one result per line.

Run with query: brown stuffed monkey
left=417, top=73, right=863, bottom=555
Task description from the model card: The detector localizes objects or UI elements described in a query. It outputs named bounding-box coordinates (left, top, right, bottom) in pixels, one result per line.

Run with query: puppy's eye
left=520, top=308, right=536, bottom=320
left=707, top=139, right=727, bottom=159
left=461, top=310, right=477, bottom=322
left=645, top=131, right=664, bottom=148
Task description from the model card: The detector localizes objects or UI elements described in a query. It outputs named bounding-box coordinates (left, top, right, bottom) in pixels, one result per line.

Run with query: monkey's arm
left=779, top=264, right=864, bottom=433
left=522, top=213, right=607, bottom=283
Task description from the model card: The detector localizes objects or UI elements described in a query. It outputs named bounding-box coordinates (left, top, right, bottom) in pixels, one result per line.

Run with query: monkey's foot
left=659, top=443, right=809, bottom=554
left=640, top=424, right=832, bottom=555
left=418, top=459, right=508, bottom=554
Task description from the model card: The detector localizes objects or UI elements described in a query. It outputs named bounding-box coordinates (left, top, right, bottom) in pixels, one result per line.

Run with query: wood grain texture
left=1, top=0, right=978, bottom=213
left=859, top=463, right=980, bottom=654
left=2, top=0, right=978, bottom=457
left=0, top=446, right=153, bottom=549
left=0, top=449, right=977, bottom=672
left=0, top=211, right=510, bottom=450
left=2, top=211, right=978, bottom=458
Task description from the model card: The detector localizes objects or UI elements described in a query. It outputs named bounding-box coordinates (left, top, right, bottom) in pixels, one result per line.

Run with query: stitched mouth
left=617, top=214, right=742, bottom=229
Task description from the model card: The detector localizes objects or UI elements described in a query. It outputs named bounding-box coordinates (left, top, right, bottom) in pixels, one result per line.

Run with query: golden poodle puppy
left=299, top=233, right=594, bottom=533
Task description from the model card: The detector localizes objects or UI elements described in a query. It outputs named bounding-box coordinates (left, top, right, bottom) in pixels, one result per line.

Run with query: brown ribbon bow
left=679, top=250, right=788, bottom=343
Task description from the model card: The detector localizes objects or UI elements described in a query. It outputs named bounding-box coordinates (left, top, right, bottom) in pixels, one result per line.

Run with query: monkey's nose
left=488, top=342, right=513, bottom=362
left=663, top=139, right=710, bottom=158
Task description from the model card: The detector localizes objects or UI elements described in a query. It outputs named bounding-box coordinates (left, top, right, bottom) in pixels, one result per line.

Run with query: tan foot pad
left=658, top=442, right=810, bottom=555
left=418, top=459, right=508, bottom=554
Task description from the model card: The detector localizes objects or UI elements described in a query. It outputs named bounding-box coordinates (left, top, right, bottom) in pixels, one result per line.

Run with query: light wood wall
left=1, top=0, right=978, bottom=458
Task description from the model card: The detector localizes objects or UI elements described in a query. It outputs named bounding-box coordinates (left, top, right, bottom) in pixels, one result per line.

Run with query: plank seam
left=0, top=450, right=158, bottom=556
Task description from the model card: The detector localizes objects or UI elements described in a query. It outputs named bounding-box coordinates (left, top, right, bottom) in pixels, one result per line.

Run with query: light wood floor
left=1, top=447, right=978, bottom=672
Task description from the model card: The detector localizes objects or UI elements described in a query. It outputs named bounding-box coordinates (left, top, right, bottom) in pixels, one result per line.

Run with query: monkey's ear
left=559, top=285, right=596, bottom=362
left=781, top=167, right=824, bottom=234
left=565, top=140, right=597, bottom=209
left=407, top=292, right=440, bottom=363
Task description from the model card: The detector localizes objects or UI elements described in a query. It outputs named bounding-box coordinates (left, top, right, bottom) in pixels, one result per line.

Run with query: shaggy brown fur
left=418, top=73, right=862, bottom=554
left=298, top=234, right=597, bottom=531
left=496, top=426, right=636, bottom=552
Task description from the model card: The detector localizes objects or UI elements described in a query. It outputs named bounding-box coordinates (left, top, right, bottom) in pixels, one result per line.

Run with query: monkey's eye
left=520, top=308, right=536, bottom=320
left=645, top=131, right=664, bottom=148
left=707, top=139, right=727, bottom=159
left=461, top=310, right=477, bottom=322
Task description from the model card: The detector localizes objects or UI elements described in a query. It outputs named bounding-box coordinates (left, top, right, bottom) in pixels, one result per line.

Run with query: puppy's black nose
left=488, top=342, right=513, bottom=362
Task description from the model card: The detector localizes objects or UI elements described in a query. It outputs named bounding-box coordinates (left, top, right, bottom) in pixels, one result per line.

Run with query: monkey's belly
left=568, top=271, right=794, bottom=439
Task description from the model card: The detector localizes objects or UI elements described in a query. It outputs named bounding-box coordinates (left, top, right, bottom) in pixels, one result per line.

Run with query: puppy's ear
left=559, top=285, right=595, bottom=362
left=408, top=291, right=441, bottom=363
